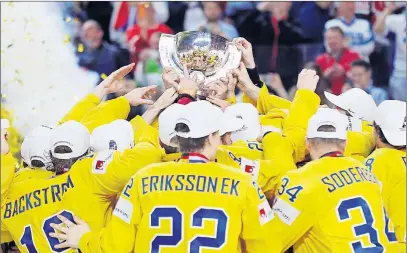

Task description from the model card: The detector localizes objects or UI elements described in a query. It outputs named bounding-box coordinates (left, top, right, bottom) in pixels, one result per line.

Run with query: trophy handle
left=159, top=33, right=183, bottom=74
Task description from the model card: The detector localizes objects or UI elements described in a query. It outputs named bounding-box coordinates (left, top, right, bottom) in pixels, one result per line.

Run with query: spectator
left=349, top=60, right=388, bottom=105
left=325, top=2, right=375, bottom=60
left=200, top=2, right=239, bottom=40
left=374, top=4, right=406, bottom=101
left=134, top=32, right=164, bottom=90
left=77, top=20, right=130, bottom=93
left=316, top=26, right=360, bottom=95
left=297, top=2, right=334, bottom=43
left=110, top=2, right=169, bottom=49
left=80, top=2, right=113, bottom=43
left=126, top=3, right=172, bottom=65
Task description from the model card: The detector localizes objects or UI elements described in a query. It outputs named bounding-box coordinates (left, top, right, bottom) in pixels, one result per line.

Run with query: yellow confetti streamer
left=63, top=35, right=71, bottom=44
left=101, top=73, right=107, bottom=80
left=25, top=33, right=33, bottom=42
left=73, top=18, right=79, bottom=23
left=77, top=43, right=84, bottom=53
left=65, top=17, right=72, bottom=23
left=2, top=94, right=7, bottom=99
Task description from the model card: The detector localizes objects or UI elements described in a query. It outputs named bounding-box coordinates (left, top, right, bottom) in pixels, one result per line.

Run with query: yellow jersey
left=78, top=154, right=271, bottom=253
left=58, top=94, right=101, bottom=125
left=1, top=153, right=17, bottom=208
left=346, top=120, right=375, bottom=161
left=265, top=154, right=399, bottom=253
left=13, top=168, right=54, bottom=184
left=1, top=142, right=161, bottom=253
left=366, top=148, right=406, bottom=252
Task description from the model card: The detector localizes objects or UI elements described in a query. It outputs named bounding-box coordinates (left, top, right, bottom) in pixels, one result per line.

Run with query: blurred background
left=1, top=1, right=406, bottom=139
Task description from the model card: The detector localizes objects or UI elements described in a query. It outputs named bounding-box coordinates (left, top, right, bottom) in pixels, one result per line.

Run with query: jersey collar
left=179, top=152, right=210, bottom=163
left=320, top=151, right=344, bottom=158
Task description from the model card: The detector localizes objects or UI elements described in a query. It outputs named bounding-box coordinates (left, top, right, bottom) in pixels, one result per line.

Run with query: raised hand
left=232, top=37, right=256, bottom=69
left=124, top=85, right=157, bottom=106
left=232, top=62, right=255, bottom=91
left=206, top=96, right=231, bottom=111
left=162, top=67, right=180, bottom=90
left=154, top=87, right=178, bottom=110
left=296, top=69, right=320, bottom=92
left=177, top=64, right=202, bottom=97
left=220, top=72, right=238, bottom=99
left=49, top=214, right=90, bottom=249
left=93, top=63, right=136, bottom=99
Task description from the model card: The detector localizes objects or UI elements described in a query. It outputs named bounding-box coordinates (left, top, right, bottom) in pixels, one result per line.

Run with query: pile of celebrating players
left=1, top=37, right=405, bottom=253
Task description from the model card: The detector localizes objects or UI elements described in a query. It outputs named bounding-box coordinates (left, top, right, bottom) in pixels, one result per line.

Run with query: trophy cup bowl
left=159, top=31, right=241, bottom=87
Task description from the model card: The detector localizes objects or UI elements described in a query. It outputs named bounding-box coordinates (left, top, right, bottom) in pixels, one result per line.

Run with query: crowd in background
left=61, top=1, right=406, bottom=118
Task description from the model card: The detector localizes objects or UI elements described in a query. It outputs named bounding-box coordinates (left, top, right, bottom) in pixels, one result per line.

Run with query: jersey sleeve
left=240, top=178, right=272, bottom=253
left=80, top=96, right=130, bottom=132
left=264, top=172, right=323, bottom=253
left=89, top=142, right=162, bottom=196
left=58, top=94, right=101, bottom=125
left=129, top=115, right=160, bottom=147
left=0, top=222, right=12, bottom=243
left=345, top=121, right=375, bottom=161
left=282, top=89, right=320, bottom=163
left=257, top=159, right=296, bottom=201
left=256, top=85, right=292, bottom=115
left=79, top=176, right=141, bottom=253
left=1, top=153, right=16, bottom=208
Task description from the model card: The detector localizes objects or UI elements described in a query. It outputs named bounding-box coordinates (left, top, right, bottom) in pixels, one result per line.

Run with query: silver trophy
left=159, top=31, right=241, bottom=97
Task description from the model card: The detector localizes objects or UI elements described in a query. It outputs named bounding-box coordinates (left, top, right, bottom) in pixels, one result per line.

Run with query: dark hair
left=50, top=145, right=88, bottom=175
left=174, top=123, right=209, bottom=153
left=31, top=160, right=45, bottom=168
left=308, top=125, right=346, bottom=148
left=161, top=142, right=178, bottom=155
left=327, top=26, right=345, bottom=37
left=374, top=122, right=406, bottom=149
left=351, top=59, right=371, bottom=72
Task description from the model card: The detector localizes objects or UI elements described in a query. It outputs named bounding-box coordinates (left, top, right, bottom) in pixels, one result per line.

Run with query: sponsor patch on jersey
left=92, top=150, right=113, bottom=174
left=113, top=197, right=133, bottom=224
left=346, top=116, right=362, bottom=132
left=258, top=200, right=274, bottom=225
left=240, top=157, right=260, bottom=180
left=272, top=197, right=300, bottom=225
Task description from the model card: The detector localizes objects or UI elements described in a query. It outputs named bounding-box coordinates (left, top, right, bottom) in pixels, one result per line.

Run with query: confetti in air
left=77, top=43, right=84, bottom=53
left=1, top=2, right=98, bottom=136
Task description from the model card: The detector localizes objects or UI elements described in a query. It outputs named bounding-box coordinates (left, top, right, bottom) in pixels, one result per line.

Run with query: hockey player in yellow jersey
left=325, top=88, right=377, bottom=161
left=365, top=100, right=406, bottom=252
left=265, top=108, right=399, bottom=253
left=50, top=100, right=272, bottom=253
left=1, top=122, right=16, bottom=209
left=1, top=85, right=162, bottom=253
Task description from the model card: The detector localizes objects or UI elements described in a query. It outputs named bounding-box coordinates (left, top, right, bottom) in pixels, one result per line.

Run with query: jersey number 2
left=20, top=210, right=78, bottom=253
left=150, top=206, right=228, bottom=253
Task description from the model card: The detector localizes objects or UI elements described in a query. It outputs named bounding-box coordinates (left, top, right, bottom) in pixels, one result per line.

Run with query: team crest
left=109, top=140, right=118, bottom=150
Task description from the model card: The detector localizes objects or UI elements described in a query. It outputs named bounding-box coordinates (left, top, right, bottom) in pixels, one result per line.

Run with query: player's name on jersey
left=141, top=175, right=240, bottom=196
left=321, top=167, right=379, bottom=193
left=3, top=175, right=74, bottom=219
